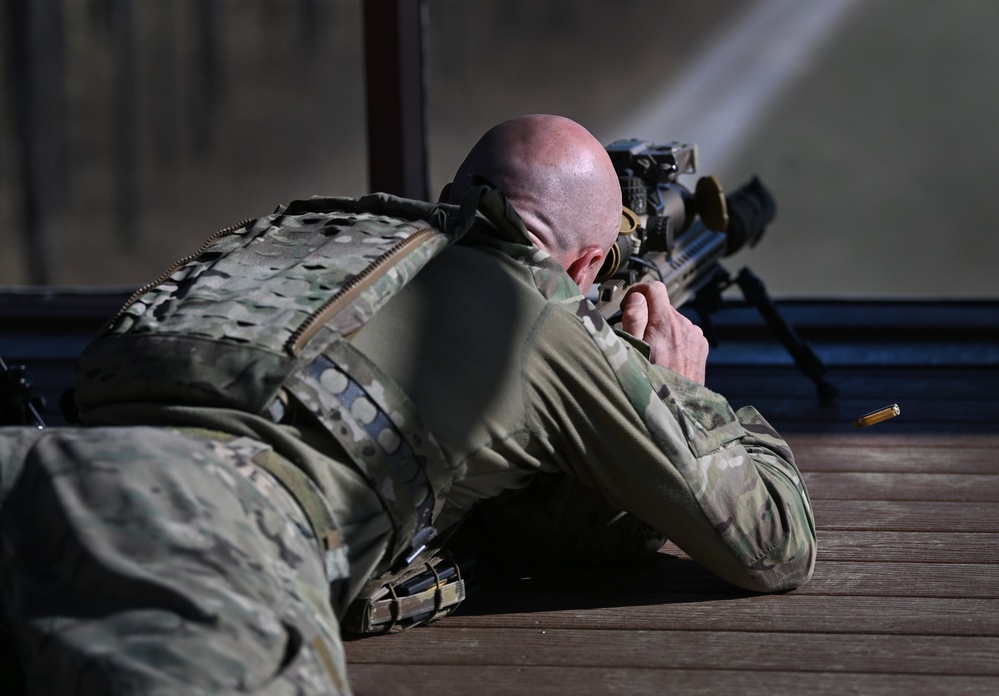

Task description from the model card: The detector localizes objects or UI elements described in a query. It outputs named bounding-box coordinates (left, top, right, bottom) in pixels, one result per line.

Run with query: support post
left=362, top=0, right=429, bottom=200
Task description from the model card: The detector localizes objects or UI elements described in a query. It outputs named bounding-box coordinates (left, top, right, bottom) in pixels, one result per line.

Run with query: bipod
left=692, top=267, right=837, bottom=402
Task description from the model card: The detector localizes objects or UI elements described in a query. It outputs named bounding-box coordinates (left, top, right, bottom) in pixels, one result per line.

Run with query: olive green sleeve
left=527, top=302, right=816, bottom=592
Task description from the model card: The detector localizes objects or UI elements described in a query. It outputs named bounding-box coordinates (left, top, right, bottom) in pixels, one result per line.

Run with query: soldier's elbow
left=744, top=524, right=817, bottom=593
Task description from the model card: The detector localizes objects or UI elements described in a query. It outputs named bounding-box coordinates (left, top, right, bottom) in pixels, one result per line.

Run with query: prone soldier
left=0, top=114, right=816, bottom=695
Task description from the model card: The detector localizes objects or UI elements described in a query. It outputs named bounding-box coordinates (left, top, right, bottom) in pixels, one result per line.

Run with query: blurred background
left=1, top=0, right=998, bottom=297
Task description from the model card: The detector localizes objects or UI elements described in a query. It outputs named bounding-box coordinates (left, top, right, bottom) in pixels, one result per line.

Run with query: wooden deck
left=2, top=290, right=998, bottom=694
left=344, top=430, right=999, bottom=695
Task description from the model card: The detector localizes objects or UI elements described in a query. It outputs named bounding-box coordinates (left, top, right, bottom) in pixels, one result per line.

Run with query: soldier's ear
left=566, top=245, right=605, bottom=293
left=438, top=183, right=452, bottom=203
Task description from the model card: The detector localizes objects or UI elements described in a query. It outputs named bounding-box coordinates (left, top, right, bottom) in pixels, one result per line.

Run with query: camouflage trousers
left=0, top=426, right=352, bottom=695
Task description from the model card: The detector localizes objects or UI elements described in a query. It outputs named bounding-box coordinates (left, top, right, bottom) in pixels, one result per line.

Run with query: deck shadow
left=453, top=551, right=758, bottom=617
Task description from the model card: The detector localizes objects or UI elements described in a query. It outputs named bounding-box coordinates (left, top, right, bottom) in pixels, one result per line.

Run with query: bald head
left=444, top=115, right=621, bottom=291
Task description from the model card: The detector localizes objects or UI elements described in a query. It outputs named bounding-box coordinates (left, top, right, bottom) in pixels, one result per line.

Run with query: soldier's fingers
left=621, top=289, right=650, bottom=341
left=637, top=281, right=673, bottom=320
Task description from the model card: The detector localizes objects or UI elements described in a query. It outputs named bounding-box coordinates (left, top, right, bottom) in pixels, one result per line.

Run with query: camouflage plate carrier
left=74, top=187, right=497, bottom=608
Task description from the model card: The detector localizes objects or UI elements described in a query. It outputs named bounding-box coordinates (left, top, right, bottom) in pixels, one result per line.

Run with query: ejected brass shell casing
left=852, top=404, right=901, bottom=428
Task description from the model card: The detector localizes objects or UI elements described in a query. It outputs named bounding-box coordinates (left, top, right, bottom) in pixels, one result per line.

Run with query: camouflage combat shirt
left=349, top=197, right=817, bottom=593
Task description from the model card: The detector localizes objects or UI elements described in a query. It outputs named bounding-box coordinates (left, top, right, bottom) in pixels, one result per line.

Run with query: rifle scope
left=597, top=138, right=776, bottom=282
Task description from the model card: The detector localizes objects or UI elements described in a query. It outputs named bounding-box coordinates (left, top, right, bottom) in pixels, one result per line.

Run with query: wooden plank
left=444, top=594, right=999, bottom=637
left=816, top=530, right=999, bottom=563
left=800, top=561, right=999, bottom=599
left=657, top=531, right=999, bottom=564
left=460, top=554, right=999, bottom=601
left=786, top=432, right=999, bottom=450
left=345, top=665, right=999, bottom=696
left=344, top=628, right=999, bottom=676
left=813, top=500, right=999, bottom=532
left=803, top=472, right=999, bottom=502
left=791, top=442, right=999, bottom=474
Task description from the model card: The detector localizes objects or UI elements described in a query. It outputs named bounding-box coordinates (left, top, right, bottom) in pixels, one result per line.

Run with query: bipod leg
left=734, top=268, right=837, bottom=401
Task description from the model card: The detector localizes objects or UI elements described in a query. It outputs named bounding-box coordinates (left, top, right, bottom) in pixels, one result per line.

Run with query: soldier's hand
left=620, top=282, right=708, bottom=384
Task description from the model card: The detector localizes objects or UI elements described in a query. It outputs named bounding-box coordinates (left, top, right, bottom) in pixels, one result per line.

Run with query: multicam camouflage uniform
left=0, top=426, right=350, bottom=695
left=0, top=186, right=815, bottom=694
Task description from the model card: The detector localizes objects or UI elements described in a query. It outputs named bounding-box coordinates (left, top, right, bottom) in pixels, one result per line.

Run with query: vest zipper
left=285, top=226, right=437, bottom=356
left=108, top=218, right=254, bottom=327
